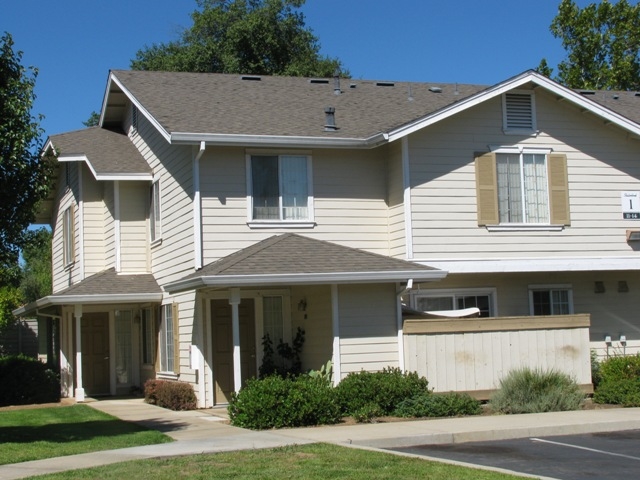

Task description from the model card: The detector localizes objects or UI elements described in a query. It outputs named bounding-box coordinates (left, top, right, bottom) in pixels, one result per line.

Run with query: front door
left=81, top=312, right=110, bottom=395
left=211, top=299, right=256, bottom=404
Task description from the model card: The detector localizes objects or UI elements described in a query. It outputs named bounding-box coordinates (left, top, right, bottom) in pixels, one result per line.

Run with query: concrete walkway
left=1, top=399, right=640, bottom=479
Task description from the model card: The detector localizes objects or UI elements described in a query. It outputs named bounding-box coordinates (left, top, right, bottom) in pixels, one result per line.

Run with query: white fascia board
left=13, top=293, right=163, bottom=316
left=107, top=72, right=172, bottom=143
left=57, top=154, right=152, bottom=182
left=387, top=70, right=640, bottom=142
left=415, top=256, right=640, bottom=274
left=166, top=269, right=448, bottom=293
left=170, top=132, right=389, bottom=149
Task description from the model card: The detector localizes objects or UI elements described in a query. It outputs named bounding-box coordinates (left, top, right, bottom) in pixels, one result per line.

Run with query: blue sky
left=2, top=0, right=593, bottom=139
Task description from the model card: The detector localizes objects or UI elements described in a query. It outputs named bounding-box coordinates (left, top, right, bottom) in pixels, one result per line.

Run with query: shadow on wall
left=0, top=319, right=38, bottom=357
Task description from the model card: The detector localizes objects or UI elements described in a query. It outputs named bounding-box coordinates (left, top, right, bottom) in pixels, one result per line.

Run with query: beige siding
left=408, top=88, right=640, bottom=260
left=200, top=147, right=391, bottom=265
left=83, top=167, right=106, bottom=276
left=103, top=183, right=116, bottom=269
left=338, top=284, right=399, bottom=376
left=119, top=181, right=149, bottom=272
left=174, top=291, right=197, bottom=387
left=291, top=285, right=333, bottom=372
left=387, top=141, right=406, bottom=258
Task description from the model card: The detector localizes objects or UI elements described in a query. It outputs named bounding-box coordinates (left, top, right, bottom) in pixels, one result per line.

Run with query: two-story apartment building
left=16, top=69, right=640, bottom=407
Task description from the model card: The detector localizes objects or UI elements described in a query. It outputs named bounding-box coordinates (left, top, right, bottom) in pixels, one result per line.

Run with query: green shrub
left=490, top=367, right=584, bottom=414
left=228, top=375, right=341, bottom=429
left=593, top=354, right=640, bottom=406
left=590, top=350, right=602, bottom=388
left=394, top=392, right=481, bottom=418
left=352, top=402, right=384, bottom=423
left=334, top=368, right=429, bottom=416
left=144, top=379, right=197, bottom=411
left=0, top=355, right=59, bottom=406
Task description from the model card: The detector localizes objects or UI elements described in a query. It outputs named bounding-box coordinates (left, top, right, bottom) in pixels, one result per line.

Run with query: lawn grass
left=0, top=404, right=172, bottom=465
left=28, top=443, right=525, bottom=479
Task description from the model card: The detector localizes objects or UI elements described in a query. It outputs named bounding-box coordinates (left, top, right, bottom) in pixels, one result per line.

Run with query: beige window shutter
left=548, top=153, right=570, bottom=225
left=475, top=152, right=499, bottom=225
left=172, top=303, right=180, bottom=374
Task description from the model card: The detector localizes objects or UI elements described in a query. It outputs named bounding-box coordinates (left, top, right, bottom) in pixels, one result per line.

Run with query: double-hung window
left=149, top=179, right=161, bottom=243
left=158, top=304, right=179, bottom=374
left=63, top=206, right=75, bottom=266
left=248, top=153, right=313, bottom=225
left=529, top=285, right=573, bottom=315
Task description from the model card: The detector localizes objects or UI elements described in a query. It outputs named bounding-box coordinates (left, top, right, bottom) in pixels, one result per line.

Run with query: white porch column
left=59, top=312, right=73, bottom=398
left=230, top=288, right=242, bottom=393
left=331, top=284, right=342, bottom=384
left=74, top=304, right=85, bottom=402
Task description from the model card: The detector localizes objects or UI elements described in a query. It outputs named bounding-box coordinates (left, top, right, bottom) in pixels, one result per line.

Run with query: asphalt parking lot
left=389, top=429, right=640, bottom=480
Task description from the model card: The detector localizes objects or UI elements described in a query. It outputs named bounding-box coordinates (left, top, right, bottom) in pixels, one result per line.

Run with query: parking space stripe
left=530, top=437, right=640, bottom=461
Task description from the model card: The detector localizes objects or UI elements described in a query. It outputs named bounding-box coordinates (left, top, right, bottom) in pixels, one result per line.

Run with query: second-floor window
left=497, top=152, right=548, bottom=224
left=249, top=154, right=312, bottom=222
left=149, top=179, right=161, bottom=243
left=63, top=206, right=75, bottom=266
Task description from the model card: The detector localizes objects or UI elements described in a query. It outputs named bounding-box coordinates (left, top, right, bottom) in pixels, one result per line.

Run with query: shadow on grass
left=0, top=418, right=187, bottom=444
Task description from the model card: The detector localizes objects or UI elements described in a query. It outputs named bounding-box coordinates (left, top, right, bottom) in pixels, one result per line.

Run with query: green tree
left=0, top=32, right=54, bottom=285
left=539, top=0, right=640, bottom=90
left=83, top=111, right=100, bottom=127
left=20, top=228, right=52, bottom=304
left=131, top=0, right=346, bottom=77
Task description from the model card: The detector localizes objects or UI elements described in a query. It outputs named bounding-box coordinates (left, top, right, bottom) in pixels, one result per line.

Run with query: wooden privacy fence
left=403, top=314, right=592, bottom=399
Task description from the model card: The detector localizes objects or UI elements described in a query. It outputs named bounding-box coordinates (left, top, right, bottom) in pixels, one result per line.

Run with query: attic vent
left=241, top=75, right=261, bottom=81
left=429, top=86, right=442, bottom=93
left=309, top=78, right=329, bottom=84
left=324, top=107, right=338, bottom=131
left=376, top=81, right=395, bottom=87
left=503, top=92, right=535, bottom=132
left=349, top=83, right=357, bottom=89
left=635, top=92, right=640, bottom=97
left=579, top=90, right=595, bottom=95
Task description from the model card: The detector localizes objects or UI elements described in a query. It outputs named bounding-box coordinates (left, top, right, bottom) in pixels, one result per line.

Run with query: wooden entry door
left=81, top=312, right=110, bottom=395
left=211, top=299, right=256, bottom=404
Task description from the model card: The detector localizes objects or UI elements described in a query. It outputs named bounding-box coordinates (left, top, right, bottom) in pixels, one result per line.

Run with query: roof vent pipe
left=324, top=107, right=338, bottom=131
left=333, top=69, right=341, bottom=95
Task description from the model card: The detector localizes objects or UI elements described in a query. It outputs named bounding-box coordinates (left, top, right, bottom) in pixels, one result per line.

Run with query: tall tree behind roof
left=131, top=0, right=347, bottom=77
left=539, top=0, right=640, bottom=90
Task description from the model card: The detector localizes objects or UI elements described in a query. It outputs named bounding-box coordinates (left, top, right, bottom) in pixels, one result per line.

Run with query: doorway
left=211, top=299, right=257, bottom=404
left=81, top=312, right=110, bottom=395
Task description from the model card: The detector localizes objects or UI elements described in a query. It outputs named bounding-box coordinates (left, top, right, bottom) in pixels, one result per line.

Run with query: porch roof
left=165, top=233, right=447, bottom=292
left=13, top=268, right=163, bottom=317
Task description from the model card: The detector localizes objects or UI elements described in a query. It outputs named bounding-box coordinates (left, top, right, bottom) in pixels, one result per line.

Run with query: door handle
left=104, top=356, right=109, bottom=360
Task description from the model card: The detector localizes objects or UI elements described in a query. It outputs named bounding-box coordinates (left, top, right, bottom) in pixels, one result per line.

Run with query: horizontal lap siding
left=200, top=147, right=391, bottom=264
left=387, top=142, right=406, bottom=258
left=119, top=182, right=149, bottom=272
left=338, top=284, right=399, bottom=376
left=82, top=166, right=106, bottom=276
left=409, top=89, right=640, bottom=260
left=291, top=285, right=333, bottom=372
left=52, top=163, right=80, bottom=293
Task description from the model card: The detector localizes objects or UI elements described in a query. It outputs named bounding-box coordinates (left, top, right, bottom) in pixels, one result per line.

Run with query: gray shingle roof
left=50, top=127, right=151, bottom=177
left=109, top=70, right=489, bottom=139
left=585, top=90, right=640, bottom=125
left=53, top=268, right=162, bottom=297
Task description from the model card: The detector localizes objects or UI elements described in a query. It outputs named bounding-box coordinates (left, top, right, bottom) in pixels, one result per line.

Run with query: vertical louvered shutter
left=548, top=154, right=570, bottom=225
left=172, top=303, right=180, bottom=374
left=475, top=152, right=499, bottom=225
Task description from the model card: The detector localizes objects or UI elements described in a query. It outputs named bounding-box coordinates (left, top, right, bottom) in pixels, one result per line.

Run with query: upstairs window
left=248, top=154, right=313, bottom=224
left=529, top=286, right=573, bottom=315
left=497, top=152, right=548, bottom=224
left=63, top=206, right=75, bottom=266
left=149, top=179, right=161, bottom=243
left=503, top=91, right=536, bottom=134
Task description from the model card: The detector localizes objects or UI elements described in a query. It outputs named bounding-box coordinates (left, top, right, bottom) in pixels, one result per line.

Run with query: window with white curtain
left=496, top=152, right=549, bottom=224
left=250, top=154, right=311, bottom=221
left=159, top=304, right=174, bottom=372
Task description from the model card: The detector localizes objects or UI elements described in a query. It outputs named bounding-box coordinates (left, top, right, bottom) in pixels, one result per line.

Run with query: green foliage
left=490, top=367, right=584, bottom=414
left=590, top=349, right=602, bottom=388
left=540, top=0, right=640, bottom=90
left=334, top=368, right=430, bottom=416
left=0, top=32, right=55, bottom=275
left=131, top=0, right=346, bottom=77
left=19, top=227, right=51, bottom=303
left=394, top=392, right=481, bottom=418
left=0, top=285, right=22, bottom=332
left=259, top=327, right=305, bottom=377
left=307, top=359, right=332, bottom=384
left=144, top=379, right=197, bottom=411
left=352, top=402, right=384, bottom=423
left=0, top=354, right=59, bottom=406
left=83, top=111, right=100, bottom=127
left=593, top=353, right=640, bottom=406
left=228, top=375, right=341, bottom=429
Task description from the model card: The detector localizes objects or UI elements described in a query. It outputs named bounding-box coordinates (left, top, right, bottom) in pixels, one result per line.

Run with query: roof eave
left=165, top=270, right=448, bottom=293
left=13, top=293, right=164, bottom=317
left=169, top=132, right=389, bottom=149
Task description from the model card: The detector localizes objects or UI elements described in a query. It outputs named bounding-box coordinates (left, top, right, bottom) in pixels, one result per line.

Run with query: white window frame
left=149, top=176, right=162, bottom=245
left=528, top=284, right=574, bottom=316
left=158, top=303, right=175, bottom=374
left=410, top=288, right=498, bottom=317
left=490, top=146, right=553, bottom=228
left=63, top=206, right=75, bottom=267
left=246, top=151, right=315, bottom=228
left=502, top=90, right=537, bottom=135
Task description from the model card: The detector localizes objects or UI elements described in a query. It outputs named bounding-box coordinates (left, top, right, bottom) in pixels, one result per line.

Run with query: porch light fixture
left=604, top=335, right=612, bottom=346
left=626, top=230, right=640, bottom=241
left=297, top=298, right=307, bottom=312
left=594, top=281, right=605, bottom=294
left=618, top=281, right=629, bottom=293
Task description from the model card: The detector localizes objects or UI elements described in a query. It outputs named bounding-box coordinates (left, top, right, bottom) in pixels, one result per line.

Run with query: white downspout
left=402, top=137, right=414, bottom=259
left=331, top=284, right=341, bottom=384
left=230, top=288, right=242, bottom=393
left=396, top=279, right=413, bottom=372
left=193, top=141, right=205, bottom=270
